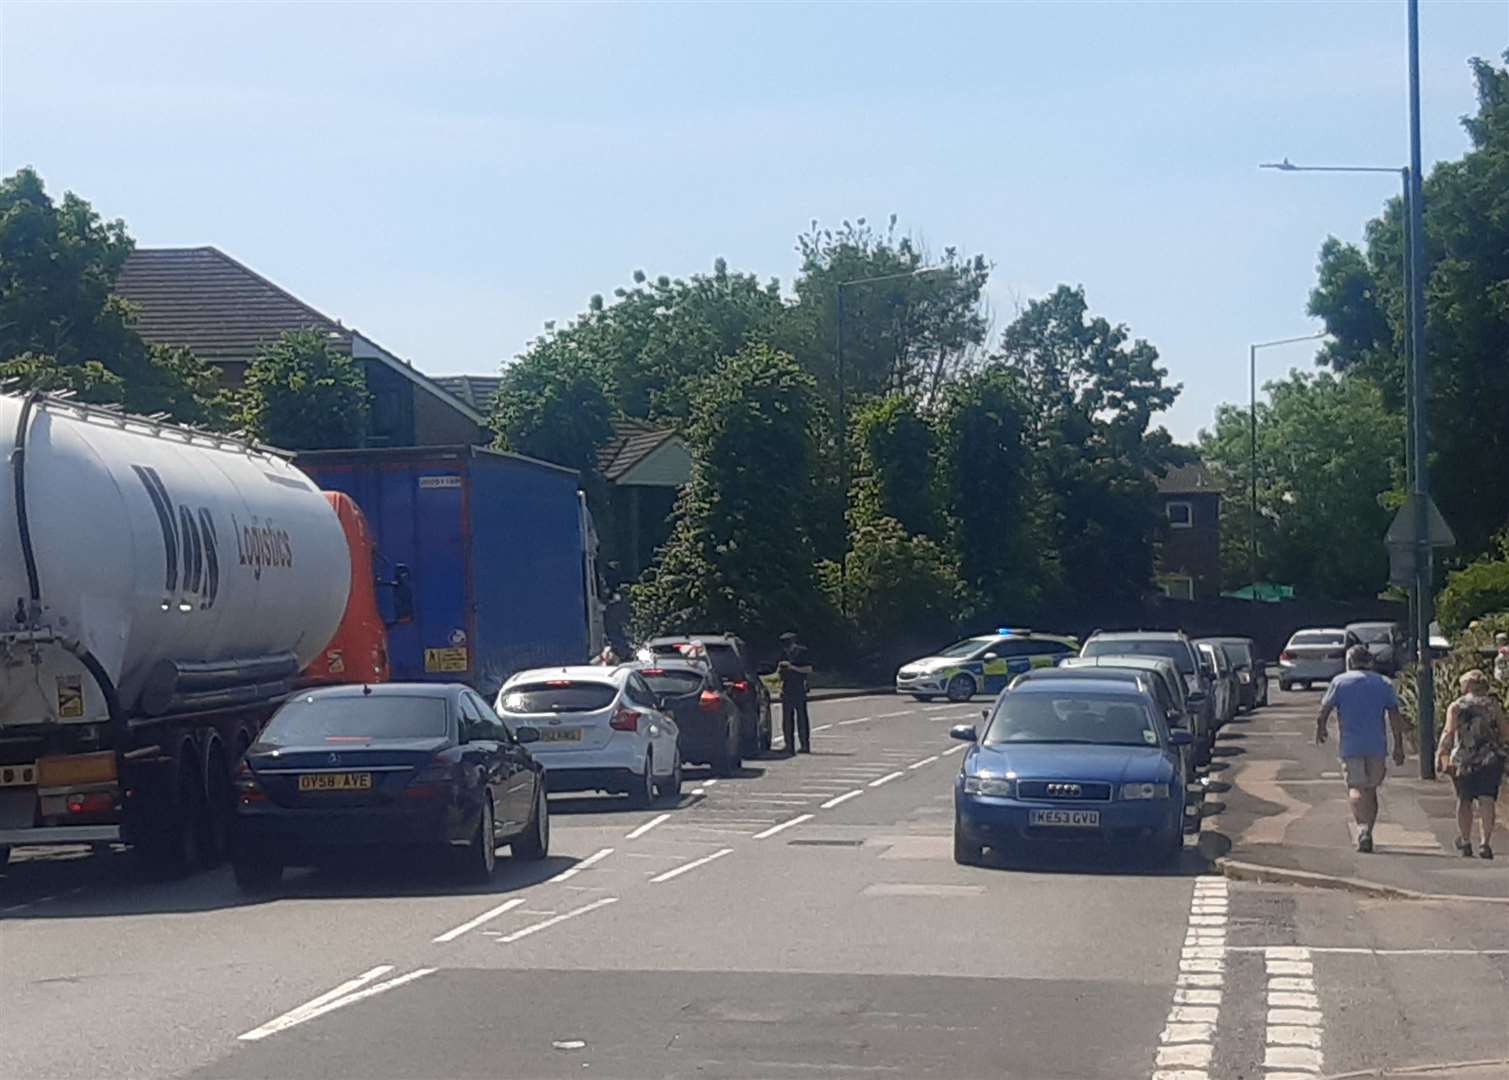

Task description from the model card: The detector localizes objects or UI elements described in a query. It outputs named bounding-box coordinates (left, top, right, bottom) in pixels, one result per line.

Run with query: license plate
left=1029, top=808, right=1100, bottom=828
left=540, top=728, right=582, bottom=743
left=298, top=772, right=372, bottom=792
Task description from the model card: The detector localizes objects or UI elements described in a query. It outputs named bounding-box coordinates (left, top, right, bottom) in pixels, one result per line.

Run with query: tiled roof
left=433, top=374, right=502, bottom=413
left=598, top=417, right=680, bottom=482
left=115, top=247, right=351, bottom=361
left=1156, top=462, right=1224, bottom=495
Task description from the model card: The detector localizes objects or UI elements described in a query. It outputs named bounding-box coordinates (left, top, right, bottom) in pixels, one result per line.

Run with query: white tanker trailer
left=0, top=391, right=364, bottom=870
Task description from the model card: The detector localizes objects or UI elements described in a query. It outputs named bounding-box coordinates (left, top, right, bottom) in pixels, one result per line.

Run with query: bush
left=1436, top=542, right=1509, bottom=635
left=840, top=516, right=962, bottom=675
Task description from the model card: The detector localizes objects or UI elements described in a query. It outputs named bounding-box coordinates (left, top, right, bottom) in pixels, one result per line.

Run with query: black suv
left=1080, top=629, right=1215, bottom=760
left=642, top=635, right=773, bottom=756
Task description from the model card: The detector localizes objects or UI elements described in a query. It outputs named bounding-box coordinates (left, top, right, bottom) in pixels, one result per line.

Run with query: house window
left=1158, top=575, right=1196, bottom=601
left=1165, top=500, right=1193, bottom=529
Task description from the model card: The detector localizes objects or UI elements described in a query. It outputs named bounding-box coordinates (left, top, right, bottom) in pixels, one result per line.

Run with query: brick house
left=115, top=247, right=486, bottom=447
left=1154, top=463, right=1223, bottom=600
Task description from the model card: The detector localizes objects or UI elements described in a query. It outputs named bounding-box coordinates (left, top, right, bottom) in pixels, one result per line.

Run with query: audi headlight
left=964, top=776, right=1015, bottom=797
left=1121, top=782, right=1171, bottom=800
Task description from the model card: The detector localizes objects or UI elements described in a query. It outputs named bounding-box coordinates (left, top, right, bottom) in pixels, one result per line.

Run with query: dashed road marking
left=908, top=755, right=940, bottom=769
left=1262, top=947, right=1322, bottom=1077
left=941, top=743, right=967, bottom=756
left=1151, top=876, right=1227, bottom=1080
left=432, top=897, right=527, bottom=943
left=546, top=846, right=615, bottom=883
left=496, top=896, right=619, bottom=944
left=752, top=813, right=814, bottom=840
left=836, top=716, right=871, bottom=726
left=820, top=789, right=864, bottom=809
left=876, top=710, right=911, bottom=718
left=625, top=814, right=670, bottom=839
left=650, top=847, right=733, bottom=883
left=868, top=771, right=904, bottom=788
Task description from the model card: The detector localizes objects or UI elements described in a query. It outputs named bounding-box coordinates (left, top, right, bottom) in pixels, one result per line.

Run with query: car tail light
left=610, top=707, right=640, bottom=732
left=234, top=760, right=266, bottom=805
left=66, top=791, right=115, bottom=814
left=1280, top=650, right=1296, bottom=661
left=730, top=679, right=750, bottom=692
left=407, top=756, right=457, bottom=799
left=698, top=690, right=722, bottom=712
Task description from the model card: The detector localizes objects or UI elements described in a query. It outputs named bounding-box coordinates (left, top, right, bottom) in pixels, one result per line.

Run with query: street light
left=1247, top=332, right=1328, bottom=600
left=834, top=266, right=946, bottom=613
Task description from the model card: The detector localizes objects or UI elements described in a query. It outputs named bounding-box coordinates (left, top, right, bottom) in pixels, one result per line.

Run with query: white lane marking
left=836, top=716, right=871, bottom=726
left=1149, top=880, right=1227, bottom=1079
left=876, top=710, right=911, bottom=718
left=820, top=789, right=864, bottom=809
left=924, top=704, right=959, bottom=711
left=625, top=814, right=670, bottom=839
left=907, top=755, right=940, bottom=769
left=941, top=743, right=967, bottom=756
left=496, top=896, right=620, bottom=944
left=546, top=846, right=615, bottom=883
left=811, top=724, right=833, bottom=732
left=432, top=897, right=527, bottom=943
left=868, top=771, right=904, bottom=788
left=752, top=813, right=814, bottom=839
left=1262, top=947, right=1323, bottom=1077
left=1228, top=946, right=1509, bottom=957
left=240, top=965, right=440, bottom=1041
left=649, top=847, right=733, bottom=883
left=689, top=787, right=705, bottom=796
left=703, top=778, right=719, bottom=786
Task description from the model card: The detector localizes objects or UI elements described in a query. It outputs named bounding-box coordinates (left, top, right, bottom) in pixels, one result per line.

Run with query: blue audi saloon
left=951, top=678, right=1191, bottom=866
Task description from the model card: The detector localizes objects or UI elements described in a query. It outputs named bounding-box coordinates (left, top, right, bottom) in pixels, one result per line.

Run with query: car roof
left=1064, top=654, right=1177, bottom=672
left=1206, top=636, right=1254, bottom=645
left=293, top=681, right=462, bottom=701
left=647, top=634, right=740, bottom=646
left=1018, top=667, right=1150, bottom=684
left=1345, top=621, right=1398, bottom=629
left=1009, top=678, right=1149, bottom=698
left=1087, top=630, right=1190, bottom=641
left=1289, top=627, right=1346, bottom=636
left=505, top=665, right=626, bottom=685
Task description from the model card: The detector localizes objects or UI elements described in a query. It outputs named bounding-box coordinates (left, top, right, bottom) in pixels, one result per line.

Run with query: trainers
left=1357, top=831, right=1374, bottom=853
left=1481, top=844, right=1494, bottom=860
left=1456, top=837, right=1475, bottom=857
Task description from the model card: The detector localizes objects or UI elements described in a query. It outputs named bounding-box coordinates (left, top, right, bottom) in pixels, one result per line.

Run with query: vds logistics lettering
left=235, top=518, right=294, bottom=578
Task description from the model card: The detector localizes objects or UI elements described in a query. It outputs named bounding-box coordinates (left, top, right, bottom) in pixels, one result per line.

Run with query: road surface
left=2, top=691, right=1505, bottom=1079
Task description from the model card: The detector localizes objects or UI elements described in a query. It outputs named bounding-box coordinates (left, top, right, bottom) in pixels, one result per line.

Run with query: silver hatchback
left=1278, top=628, right=1346, bottom=690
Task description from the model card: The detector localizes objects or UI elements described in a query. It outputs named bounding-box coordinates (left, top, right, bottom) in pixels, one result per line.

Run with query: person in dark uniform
left=778, top=631, right=813, bottom=755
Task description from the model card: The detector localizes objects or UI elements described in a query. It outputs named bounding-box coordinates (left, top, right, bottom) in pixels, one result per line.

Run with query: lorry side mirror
left=386, top=564, right=415, bottom=626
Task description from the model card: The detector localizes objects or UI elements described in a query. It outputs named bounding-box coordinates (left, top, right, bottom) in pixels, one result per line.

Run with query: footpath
left=1207, top=685, right=1509, bottom=903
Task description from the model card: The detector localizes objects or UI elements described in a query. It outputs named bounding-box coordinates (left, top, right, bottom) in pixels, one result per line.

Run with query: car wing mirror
left=949, top=724, right=978, bottom=743
left=515, top=726, right=540, bottom=744
left=1169, top=730, right=1193, bottom=747
left=981, top=652, right=999, bottom=661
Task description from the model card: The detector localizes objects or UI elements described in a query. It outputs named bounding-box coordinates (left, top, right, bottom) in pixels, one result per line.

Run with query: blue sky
left=3, top=1, right=1504, bottom=440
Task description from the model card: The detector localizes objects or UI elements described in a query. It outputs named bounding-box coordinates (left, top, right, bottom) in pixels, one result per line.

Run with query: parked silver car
left=1344, top=621, right=1405, bottom=676
left=1278, top=628, right=1347, bottom=690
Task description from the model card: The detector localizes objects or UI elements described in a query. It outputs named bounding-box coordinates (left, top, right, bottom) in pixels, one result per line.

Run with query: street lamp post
left=1247, top=333, right=1328, bottom=600
left=834, top=266, right=946, bottom=613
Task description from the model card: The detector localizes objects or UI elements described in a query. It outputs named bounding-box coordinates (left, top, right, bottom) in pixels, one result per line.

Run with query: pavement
left=1209, top=685, right=1509, bottom=903
left=2, top=691, right=1506, bottom=1079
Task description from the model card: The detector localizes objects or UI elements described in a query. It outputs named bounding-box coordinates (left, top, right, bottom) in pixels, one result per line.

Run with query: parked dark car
left=231, top=683, right=549, bottom=891
left=627, top=659, right=743, bottom=776
left=1080, top=631, right=1214, bottom=751
left=642, top=634, right=773, bottom=756
left=1207, top=636, right=1267, bottom=711
left=1195, top=639, right=1238, bottom=726
left=1345, top=621, right=1405, bottom=676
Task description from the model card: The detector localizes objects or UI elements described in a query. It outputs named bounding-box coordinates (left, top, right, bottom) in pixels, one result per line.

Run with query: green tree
left=993, top=285, right=1182, bottom=611
left=240, top=329, right=369, bottom=449
left=1199, top=371, right=1402, bottom=599
left=848, top=394, right=938, bottom=536
left=491, top=347, right=614, bottom=476
left=935, top=367, right=1046, bottom=620
left=1436, top=532, right=1509, bottom=634
left=1307, top=52, right=1509, bottom=558
left=630, top=344, right=831, bottom=644
left=0, top=167, right=226, bottom=424
left=840, top=515, right=961, bottom=666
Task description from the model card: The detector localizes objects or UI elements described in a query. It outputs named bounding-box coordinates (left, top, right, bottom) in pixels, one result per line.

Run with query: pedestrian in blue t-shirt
left=1315, top=644, right=1408, bottom=853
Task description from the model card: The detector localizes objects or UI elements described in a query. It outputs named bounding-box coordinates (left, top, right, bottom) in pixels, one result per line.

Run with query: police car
left=895, top=629, right=1079, bottom=702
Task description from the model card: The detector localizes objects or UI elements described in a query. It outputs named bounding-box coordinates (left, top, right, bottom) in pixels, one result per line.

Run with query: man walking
left=1316, top=644, right=1408, bottom=853
left=778, top=631, right=813, bottom=755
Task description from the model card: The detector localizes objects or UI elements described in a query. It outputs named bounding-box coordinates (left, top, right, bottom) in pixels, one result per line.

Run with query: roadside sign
left=1384, top=494, right=1455, bottom=548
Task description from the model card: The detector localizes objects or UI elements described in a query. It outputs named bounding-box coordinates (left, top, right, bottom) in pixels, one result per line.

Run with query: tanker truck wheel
left=201, top=740, right=235, bottom=868
left=138, top=756, right=205, bottom=877
left=0, top=845, right=9, bottom=870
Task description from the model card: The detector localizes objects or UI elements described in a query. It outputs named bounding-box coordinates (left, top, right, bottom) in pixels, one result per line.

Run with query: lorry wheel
left=512, top=784, right=550, bottom=861
left=140, top=758, right=205, bottom=876
left=202, top=743, right=234, bottom=868
left=232, top=854, right=283, bottom=893
left=0, top=845, right=9, bottom=870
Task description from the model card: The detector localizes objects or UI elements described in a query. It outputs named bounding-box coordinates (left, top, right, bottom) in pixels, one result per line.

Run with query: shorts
left=1342, top=755, right=1387, bottom=790
left=1452, top=763, right=1504, bottom=802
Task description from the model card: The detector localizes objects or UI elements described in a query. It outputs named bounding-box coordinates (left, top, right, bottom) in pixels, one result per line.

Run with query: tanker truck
left=0, top=392, right=385, bottom=871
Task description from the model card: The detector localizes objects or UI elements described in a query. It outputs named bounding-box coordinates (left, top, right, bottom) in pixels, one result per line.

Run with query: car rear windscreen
left=498, top=682, right=618, bottom=713
left=1082, top=639, right=1195, bottom=674
left=639, top=669, right=705, bottom=695
left=1349, top=626, right=1393, bottom=644
left=257, top=695, right=449, bottom=747
left=701, top=644, right=744, bottom=679
left=1292, top=632, right=1344, bottom=646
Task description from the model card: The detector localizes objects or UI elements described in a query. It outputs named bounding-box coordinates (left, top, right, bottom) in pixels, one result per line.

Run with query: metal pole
left=1249, top=343, right=1258, bottom=603
left=1406, top=0, right=1434, bottom=779
left=836, top=283, right=847, bottom=617
left=1401, top=168, right=1419, bottom=666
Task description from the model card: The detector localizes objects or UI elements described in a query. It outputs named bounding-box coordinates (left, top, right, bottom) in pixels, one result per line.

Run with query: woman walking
left=1435, top=670, right=1508, bottom=859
